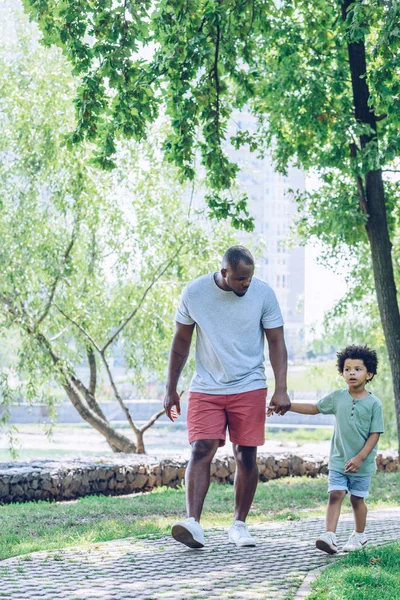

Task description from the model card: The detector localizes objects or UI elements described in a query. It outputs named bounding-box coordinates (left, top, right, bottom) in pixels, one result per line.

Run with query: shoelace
left=326, top=533, right=337, bottom=544
left=235, top=523, right=250, bottom=536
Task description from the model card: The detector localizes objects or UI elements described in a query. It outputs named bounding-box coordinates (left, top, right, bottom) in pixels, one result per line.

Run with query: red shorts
left=187, top=388, right=268, bottom=447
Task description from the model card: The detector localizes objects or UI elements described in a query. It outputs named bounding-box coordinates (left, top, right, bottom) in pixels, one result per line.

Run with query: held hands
left=267, top=390, right=291, bottom=417
left=345, top=455, right=363, bottom=473
left=163, top=390, right=181, bottom=422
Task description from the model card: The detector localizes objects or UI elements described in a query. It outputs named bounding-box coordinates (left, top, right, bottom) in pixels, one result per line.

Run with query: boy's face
left=342, top=358, right=373, bottom=390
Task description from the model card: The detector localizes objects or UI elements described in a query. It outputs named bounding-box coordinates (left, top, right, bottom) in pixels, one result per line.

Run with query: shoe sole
left=343, top=542, right=368, bottom=552
left=228, top=536, right=256, bottom=547
left=171, top=524, right=204, bottom=549
left=316, top=539, right=338, bottom=555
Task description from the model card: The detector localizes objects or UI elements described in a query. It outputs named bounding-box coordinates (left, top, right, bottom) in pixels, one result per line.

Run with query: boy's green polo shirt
left=317, top=388, right=384, bottom=477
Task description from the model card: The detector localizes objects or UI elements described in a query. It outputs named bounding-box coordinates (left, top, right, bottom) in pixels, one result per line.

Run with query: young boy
left=287, top=345, right=384, bottom=554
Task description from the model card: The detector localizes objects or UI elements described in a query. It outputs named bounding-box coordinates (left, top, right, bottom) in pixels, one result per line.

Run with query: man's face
left=221, top=261, right=254, bottom=297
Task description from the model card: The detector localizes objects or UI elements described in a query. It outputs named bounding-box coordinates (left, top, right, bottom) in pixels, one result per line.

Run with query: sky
left=304, top=244, right=347, bottom=332
left=303, top=175, right=348, bottom=334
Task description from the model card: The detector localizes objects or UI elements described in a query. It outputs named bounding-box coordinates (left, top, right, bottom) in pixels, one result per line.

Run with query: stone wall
left=0, top=451, right=398, bottom=505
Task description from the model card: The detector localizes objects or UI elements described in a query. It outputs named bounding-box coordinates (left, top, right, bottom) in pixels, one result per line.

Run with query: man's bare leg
left=185, top=439, right=220, bottom=522
left=232, top=444, right=258, bottom=522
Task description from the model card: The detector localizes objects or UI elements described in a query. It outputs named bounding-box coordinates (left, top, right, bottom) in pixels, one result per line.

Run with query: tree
left=0, top=7, right=234, bottom=454
left=308, top=236, right=400, bottom=447
left=21, top=0, right=400, bottom=448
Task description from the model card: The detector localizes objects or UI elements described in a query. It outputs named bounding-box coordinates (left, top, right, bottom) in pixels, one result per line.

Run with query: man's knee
left=190, top=439, right=219, bottom=463
left=329, top=490, right=346, bottom=504
left=234, top=445, right=257, bottom=471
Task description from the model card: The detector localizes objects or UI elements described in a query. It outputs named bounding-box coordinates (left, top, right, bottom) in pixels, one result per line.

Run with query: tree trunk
left=36, top=332, right=140, bottom=453
left=364, top=171, right=400, bottom=449
left=135, top=430, right=145, bottom=454
left=342, top=0, right=400, bottom=450
left=63, top=382, right=138, bottom=453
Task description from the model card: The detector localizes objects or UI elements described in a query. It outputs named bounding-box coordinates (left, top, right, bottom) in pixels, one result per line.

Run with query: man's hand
left=268, top=390, right=291, bottom=416
left=345, top=455, right=363, bottom=473
left=163, top=390, right=181, bottom=422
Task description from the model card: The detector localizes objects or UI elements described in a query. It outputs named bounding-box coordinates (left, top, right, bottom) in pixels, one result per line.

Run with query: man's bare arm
left=164, top=322, right=195, bottom=421
left=264, top=326, right=291, bottom=415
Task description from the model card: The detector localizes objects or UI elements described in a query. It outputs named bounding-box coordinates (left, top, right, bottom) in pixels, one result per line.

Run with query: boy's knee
left=329, top=490, right=346, bottom=503
left=349, top=494, right=366, bottom=507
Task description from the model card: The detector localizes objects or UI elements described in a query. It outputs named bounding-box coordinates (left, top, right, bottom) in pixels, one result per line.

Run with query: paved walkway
left=1, top=508, right=399, bottom=600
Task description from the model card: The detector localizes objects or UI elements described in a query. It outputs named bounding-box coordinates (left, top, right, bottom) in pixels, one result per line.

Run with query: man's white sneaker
left=316, top=531, right=338, bottom=554
left=171, top=517, right=205, bottom=549
left=343, top=531, right=368, bottom=552
left=228, top=520, right=256, bottom=547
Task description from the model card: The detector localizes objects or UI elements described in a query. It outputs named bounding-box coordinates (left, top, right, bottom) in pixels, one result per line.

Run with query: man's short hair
left=222, top=246, right=254, bottom=270
left=336, top=345, right=378, bottom=379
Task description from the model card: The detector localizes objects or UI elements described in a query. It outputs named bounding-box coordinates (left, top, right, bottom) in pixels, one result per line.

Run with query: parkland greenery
left=21, top=0, right=400, bottom=448
left=0, top=6, right=233, bottom=454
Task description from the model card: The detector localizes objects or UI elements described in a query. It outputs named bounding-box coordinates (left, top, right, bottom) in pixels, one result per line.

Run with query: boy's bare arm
left=267, top=402, right=319, bottom=417
left=289, top=403, right=320, bottom=415
left=345, top=433, right=380, bottom=473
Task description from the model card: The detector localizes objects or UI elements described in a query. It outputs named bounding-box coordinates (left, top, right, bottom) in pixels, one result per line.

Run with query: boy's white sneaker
left=316, top=531, right=338, bottom=554
left=171, top=517, right=205, bottom=549
left=343, top=531, right=368, bottom=552
left=228, top=520, right=256, bottom=547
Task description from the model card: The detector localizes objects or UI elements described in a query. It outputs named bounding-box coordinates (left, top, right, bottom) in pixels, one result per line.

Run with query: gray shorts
left=328, top=470, right=371, bottom=498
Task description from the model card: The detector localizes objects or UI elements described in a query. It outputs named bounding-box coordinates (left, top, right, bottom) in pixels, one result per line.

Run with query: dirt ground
left=0, top=423, right=331, bottom=462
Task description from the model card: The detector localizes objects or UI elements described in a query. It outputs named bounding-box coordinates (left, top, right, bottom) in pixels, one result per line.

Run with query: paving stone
left=1, top=508, right=399, bottom=599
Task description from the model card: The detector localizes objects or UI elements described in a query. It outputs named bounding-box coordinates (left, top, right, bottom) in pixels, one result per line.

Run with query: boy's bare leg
left=185, top=439, right=220, bottom=522
left=325, top=490, right=347, bottom=531
left=349, top=494, right=367, bottom=532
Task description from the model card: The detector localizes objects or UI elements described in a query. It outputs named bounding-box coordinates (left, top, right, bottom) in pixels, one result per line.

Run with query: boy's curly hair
left=336, top=345, right=378, bottom=380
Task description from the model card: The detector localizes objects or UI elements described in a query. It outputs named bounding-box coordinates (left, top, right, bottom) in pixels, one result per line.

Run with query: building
left=227, top=110, right=306, bottom=358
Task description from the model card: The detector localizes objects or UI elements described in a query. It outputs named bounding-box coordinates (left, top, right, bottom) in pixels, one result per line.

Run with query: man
left=164, top=246, right=291, bottom=549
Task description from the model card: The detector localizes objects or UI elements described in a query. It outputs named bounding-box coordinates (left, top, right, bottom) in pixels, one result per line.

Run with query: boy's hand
left=267, top=391, right=291, bottom=416
left=345, top=455, right=363, bottom=473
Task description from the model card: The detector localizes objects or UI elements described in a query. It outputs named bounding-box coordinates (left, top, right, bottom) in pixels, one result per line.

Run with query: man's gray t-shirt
left=317, top=389, right=385, bottom=476
left=175, top=273, right=284, bottom=394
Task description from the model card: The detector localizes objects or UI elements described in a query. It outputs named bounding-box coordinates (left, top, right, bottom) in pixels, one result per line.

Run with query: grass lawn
left=265, top=427, right=399, bottom=450
left=308, top=543, right=400, bottom=600
left=266, top=427, right=333, bottom=444
left=1, top=471, right=399, bottom=563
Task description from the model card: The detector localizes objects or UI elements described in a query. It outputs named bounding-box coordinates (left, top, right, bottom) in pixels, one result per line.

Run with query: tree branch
left=0, top=293, right=34, bottom=331
left=214, top=21, right=221, bottom=143
left=88, top=346, right=97, bottom=396
left=54, top=304, right=101, bottom=352
left=36, top=331, right=113, bottom=426
left=36, top=228, right=77, bottom=327
left=100, top=350, right=140, bottom=435
left=49, top=328, right=68, bottom=342
left=101, top=245, right=184, bottom=353
left=139, top=408, right=166, bottom=433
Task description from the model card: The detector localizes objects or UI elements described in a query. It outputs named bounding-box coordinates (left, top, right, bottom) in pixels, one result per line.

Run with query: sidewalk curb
left=294, top=565, right=328, bottom=599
